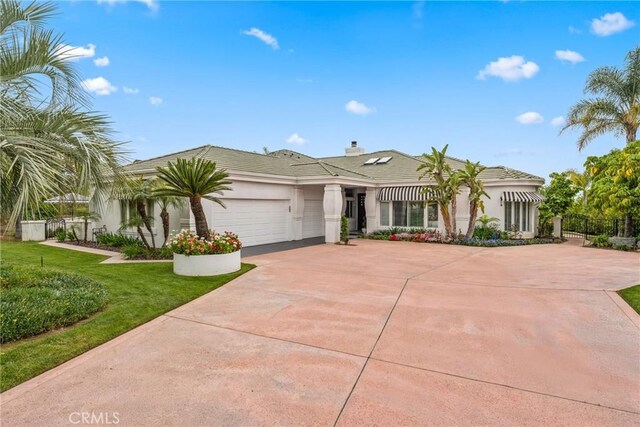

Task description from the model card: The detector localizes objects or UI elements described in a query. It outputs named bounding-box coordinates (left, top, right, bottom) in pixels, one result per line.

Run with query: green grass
left=618, top=285, right=640, bottom=314
left=0, top=241, right=254, bottom=392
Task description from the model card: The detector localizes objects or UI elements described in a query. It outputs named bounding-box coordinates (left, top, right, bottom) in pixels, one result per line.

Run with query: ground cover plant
left=0, top=241, right=253, bottom=392
left=0, top=265, right=108, bottom=343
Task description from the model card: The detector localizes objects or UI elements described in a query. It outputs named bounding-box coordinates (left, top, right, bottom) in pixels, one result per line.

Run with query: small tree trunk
left=161, top=208, right=170, bottom=246
left=137, top=200, right=156, bottom=249
left=450, top=197, right=458, bottom=239
left=83, top=218, right=88, bottom=243
left=465, top=201, right=478, bottom=239
left=439, top=202, right=452, bottom=238
left=624, top=214, right=633, bottom=238
left=190, top=196, right=210, bottom=240
left=136, top=225, right=151, bottom=249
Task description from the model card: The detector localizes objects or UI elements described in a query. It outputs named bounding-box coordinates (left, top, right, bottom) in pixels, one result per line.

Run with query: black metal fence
left=44, top=218, right=66, bottom=239
left=561, top=215, right=639, bottom=239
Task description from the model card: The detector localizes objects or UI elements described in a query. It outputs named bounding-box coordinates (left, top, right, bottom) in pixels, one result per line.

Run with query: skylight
left=377, top=156, right=393, bottom=164
left=364, top=157, right=379, bottom=165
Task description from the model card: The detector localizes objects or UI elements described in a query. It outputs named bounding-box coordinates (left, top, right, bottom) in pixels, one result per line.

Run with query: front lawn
left=0, top=241, right=253, bottom=392
left=618, top=285, right=640, bottom=314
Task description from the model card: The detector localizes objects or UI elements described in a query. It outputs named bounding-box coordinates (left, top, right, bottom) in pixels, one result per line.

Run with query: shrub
left=340, top=215, right=349, bottom=245
left=96, top=232, right=142, bottom=248
left=121, top=243, right=144, bottom=259
left=473, top=224, right=501, bottom=240
left=613, top=243, right=634, bottom=251
left=589, top=234, right=611, bottom=248
left=170, top=230, right=242, bottom=256
left=54, top=229, right=66, bottom=242
left=0, top=265, right=108, bottom=343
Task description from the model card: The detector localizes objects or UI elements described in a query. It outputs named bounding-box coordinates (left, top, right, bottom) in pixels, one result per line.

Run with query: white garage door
left=209, top=199, right=290, bottom=247
left=303, top=200, right=324, bottom=238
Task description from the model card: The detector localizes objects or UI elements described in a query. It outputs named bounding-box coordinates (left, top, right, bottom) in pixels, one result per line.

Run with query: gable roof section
left=124, top=145, right=543, bottom=183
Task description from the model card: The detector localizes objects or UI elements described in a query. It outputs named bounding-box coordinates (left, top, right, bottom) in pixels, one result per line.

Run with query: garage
left=302, top=199, right=324, bottom=238
left=208, top=199, right=290, bottom=247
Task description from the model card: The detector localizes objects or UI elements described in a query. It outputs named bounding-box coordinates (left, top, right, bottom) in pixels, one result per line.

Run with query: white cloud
left=57, top=44, right=96, bottom=61
left=515, top=112, right=544, bottom=125
left=82, top=77, right=117, bottom=96
left=568, top=25, right=582, bottom=34
left=476, top=55, right=540, bottom=82
left=591, top=12, right=635, bottom=36
left=123, top=86, right=139, bottom=94
left=555, top=50, right=585, bottom=64
left=243, top=28, right=279, bottom=50
left=550, top=116, right=565, bottom=127
left=93, top=56, right=110, bottom=67
left=97, top=0, right=158, bottom=11
left=345, top=100, right=375, bottom=115
left=286, top=133, right=308, bottom=145
left=149, top=96, right=163, bottom=106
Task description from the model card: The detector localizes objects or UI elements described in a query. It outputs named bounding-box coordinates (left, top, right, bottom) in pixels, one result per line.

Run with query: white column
left=365, top=187, right=377, bottom=233
left=553, top=216, right=562, bottom=238
left=323, top=184, right=342, bottom=243
left=291, top=187, right=304, bottom=241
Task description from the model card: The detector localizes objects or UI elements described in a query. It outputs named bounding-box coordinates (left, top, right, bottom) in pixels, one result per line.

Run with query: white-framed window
left=345, top=200, right=355, bottom=218
left=504, top=201, right=531, bottom=232
left=120, top=200, right=155, bottom=225
left=380, top=201, right=390, bottom=226
left=427, top=202, right=438, bottom=228
left=392, top=201, right=424, bottom=227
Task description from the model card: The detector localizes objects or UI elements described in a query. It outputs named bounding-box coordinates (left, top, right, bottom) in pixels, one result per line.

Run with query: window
left=504, top=201, right=531, bottom=232
left=364, top=158, right=379, bottom=165
left=345, top=200, right=354, bottom=218
left=427, top=202, right=439, bottom=228
left=380, top=202, right=390, bottom=226
left=392, top=201, right=424, bottom=227
left=120, top=200, right=155, bottom=225
left=377, top=156, right=393, bottom=164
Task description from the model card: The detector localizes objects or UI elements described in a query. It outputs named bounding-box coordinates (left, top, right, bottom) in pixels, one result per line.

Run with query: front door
left=357, top=193, right=366, bottom=230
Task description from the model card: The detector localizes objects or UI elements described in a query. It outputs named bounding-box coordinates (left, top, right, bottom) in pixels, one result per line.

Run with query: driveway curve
left=2, top=240, right=639, bottom=426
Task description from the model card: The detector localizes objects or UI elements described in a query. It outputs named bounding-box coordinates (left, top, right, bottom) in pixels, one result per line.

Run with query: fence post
left=553, top=217, right=562, bottom=238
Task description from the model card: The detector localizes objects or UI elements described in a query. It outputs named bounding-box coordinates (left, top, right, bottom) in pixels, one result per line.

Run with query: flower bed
left=363, top=229, right=561, bottom=247
left=170, top=230, right=242, bottom=276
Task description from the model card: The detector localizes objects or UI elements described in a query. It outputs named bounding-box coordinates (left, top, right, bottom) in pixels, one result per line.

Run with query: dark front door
left=357, top=193, right=366, bottom=230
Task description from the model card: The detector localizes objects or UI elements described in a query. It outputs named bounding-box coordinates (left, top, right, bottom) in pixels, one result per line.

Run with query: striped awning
left=502, top=191, right=545, bottom=203
left=378, top=186, right=428, bottom=201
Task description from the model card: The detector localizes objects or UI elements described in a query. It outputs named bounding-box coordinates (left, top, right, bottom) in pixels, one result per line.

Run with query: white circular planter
left=173, top=251, right=241, bottom=276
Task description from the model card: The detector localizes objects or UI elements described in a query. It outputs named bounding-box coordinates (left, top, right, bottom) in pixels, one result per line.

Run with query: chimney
left=345, top=140, right=365, bottom=156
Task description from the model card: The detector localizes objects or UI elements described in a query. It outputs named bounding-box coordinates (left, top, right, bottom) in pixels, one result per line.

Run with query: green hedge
left=0, top=265, right=108, bottom=343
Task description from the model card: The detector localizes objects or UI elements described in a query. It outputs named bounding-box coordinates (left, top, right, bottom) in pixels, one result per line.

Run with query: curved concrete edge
left=38, top=241, right=171, bottom=264
left=606, top=290, right=640, bottom=330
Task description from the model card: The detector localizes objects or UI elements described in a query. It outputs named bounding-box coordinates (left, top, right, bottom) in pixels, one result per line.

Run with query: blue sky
left=55, top=1, right=639, bottom=179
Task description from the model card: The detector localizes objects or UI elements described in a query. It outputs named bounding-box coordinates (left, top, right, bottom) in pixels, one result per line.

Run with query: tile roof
left=125, top=144, right=543, bottom=183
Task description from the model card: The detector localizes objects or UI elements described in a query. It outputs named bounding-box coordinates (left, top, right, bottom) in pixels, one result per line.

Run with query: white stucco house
left=94, top=141, right=545, bottom=246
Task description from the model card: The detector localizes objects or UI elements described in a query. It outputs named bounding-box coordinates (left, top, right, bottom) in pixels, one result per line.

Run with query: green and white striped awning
left=502, top=191, right=544, bottom=203
left=378, top=186, right=429, bottom=201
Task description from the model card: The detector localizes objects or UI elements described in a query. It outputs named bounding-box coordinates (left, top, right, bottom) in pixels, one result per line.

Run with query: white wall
left=484, top=184, right=541, bottom=238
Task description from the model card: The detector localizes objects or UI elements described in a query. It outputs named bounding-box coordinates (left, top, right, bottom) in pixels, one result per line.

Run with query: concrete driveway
left=2, top=240, right=639, bottom=426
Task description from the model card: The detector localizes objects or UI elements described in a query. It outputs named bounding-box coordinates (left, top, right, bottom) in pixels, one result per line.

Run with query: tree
left=115, top=177, right=157, bottom=249
left=154, top=158, right=231, bottom=241
left=417, top=145, right=454, bottom=238
left=459, top=161, right=489, bottom=239
left=567, top=169, right=590, bottom=208
left=560, top=47, right=640, bottom=150
left=585, top=141, right=640, bottom=237
left=539, top=172, right=579, bottom=220
left=157, top=194, right=185, bottom=246
left=0, top=0, right=126, bottom=229
left=78, top=211, right=101, bottom=243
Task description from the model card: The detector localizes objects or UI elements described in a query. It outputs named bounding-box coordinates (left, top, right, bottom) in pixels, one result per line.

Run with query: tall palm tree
left=560, top=47, right=640, bottom=150
left=417, top=145, right=455, bottom=238
left=114, top=176, right=157, bottom=249
left=459, top=161, right=489, bottom=239
left=0, top=0, right=126, bottom=230
left=567, top=169, right=590, bottom=208
left=154, top=158, right=231, bottom=241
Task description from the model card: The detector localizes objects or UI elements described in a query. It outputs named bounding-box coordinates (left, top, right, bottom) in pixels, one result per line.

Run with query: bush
left=96, top=232, right=141, bottom=248
left=613, top=243, right=634, bottom=251
left=589, top=234, right=611, bottom=248
left=121, top=243, right=144, bottom=259
left=170, top=230, right=242, bottom=255
left=473, top=224, right=501, bottom=240
left=340, top=215, right=349, bottom=245
left=0, top=265, right=108, bottom=343
left=54, top=229, right=66, bottom=242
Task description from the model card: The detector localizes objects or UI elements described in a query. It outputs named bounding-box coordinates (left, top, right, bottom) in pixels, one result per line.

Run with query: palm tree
left=567, top=169, right=590, bottom=208
left=560, top=47, right=640, bottom=149
left=459, top=161, right=489, bottom=239
left=154, top=158, right=231, bottom=241
left=156, top=194, right=185, bottom=246
left=1, top=1, right=126, bottom=230
left=417, top=145, right=455, bottom=238
left=115, top=177, right=157, bottom=248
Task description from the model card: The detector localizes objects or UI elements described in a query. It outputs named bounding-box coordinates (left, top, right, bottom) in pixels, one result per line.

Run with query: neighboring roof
left=125, top=144, right=543, bottom=183
left=44, top=193, right=90, bottom=204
